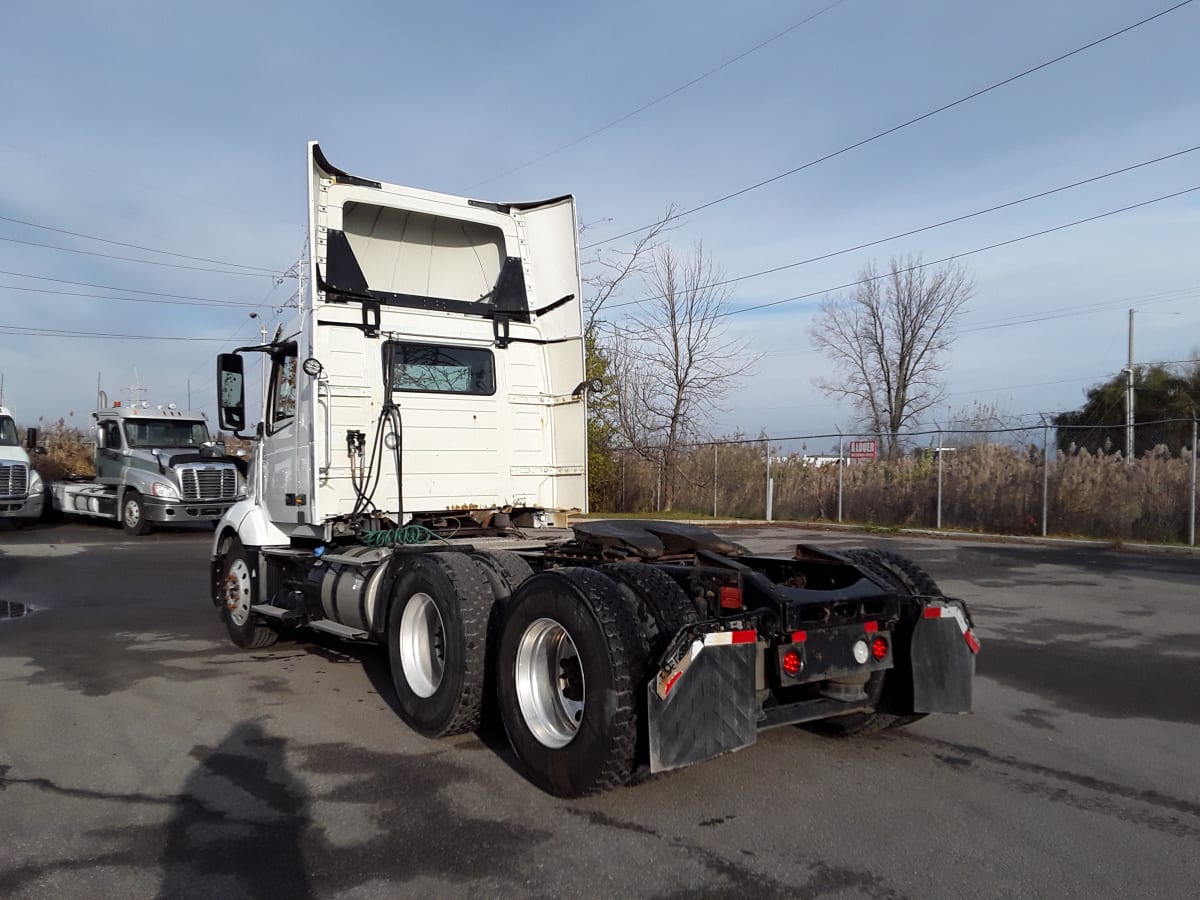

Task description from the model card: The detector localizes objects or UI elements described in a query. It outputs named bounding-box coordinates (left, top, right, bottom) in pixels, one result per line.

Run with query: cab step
left=308, top=619, right=369, bottom=639
left=250, top=603, right=305, bottom=621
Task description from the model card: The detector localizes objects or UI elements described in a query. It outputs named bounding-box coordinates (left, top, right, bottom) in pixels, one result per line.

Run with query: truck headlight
left=237, top=471, right=248, bottom=498
left=28, top=469, right=42, bottom=496
left=151, top=481, right=180, bottom=500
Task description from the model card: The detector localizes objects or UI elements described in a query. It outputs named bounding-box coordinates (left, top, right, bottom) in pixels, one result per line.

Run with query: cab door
left=94, top=419, right=125, bottom=484
left=261, top=341, right=314, bottom=527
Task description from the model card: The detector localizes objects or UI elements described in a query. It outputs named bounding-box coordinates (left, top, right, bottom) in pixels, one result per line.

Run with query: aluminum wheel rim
left=398, top=592, right=445, bottom=698
left=124, top=497, right=140, bottom=529
left=224, top=559, right=252, bottom=626
left=515, top=617, right=585, bottom=749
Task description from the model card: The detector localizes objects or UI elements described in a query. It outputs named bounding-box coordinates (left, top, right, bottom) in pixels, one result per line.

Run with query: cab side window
left=101, top=421, right=122, bottom=450
left=268, top=350, right=299, bottom=432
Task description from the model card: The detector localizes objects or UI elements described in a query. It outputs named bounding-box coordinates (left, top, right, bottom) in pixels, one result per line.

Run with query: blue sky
left=1, top=0, right=1197, bottom=447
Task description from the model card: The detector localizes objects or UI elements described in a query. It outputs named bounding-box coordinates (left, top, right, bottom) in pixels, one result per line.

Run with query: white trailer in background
left=0, top=406, right=44, bottom=524
left=211, top=143, right=978, bottom=797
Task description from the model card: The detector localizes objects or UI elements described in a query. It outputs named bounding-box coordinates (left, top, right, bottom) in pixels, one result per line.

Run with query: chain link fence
left=598, top=418, right=1199, bottom=546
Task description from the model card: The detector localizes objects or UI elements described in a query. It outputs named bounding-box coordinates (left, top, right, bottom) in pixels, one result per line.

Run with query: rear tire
left=497, top=568, right=649, bottom=797
left=121, top=490, right=152, bottom=536
left=218, top=537, right=279, bottom=650
left=810, top=548, right=945, bottom=735
left=598, top=563, right=701, bottom=784
left=472, top=550, right=535, bottom=722
left=387, top=553, right=495, bottom=737
left=599, top=563, right=701, bottom=658
left=471, top=550, right=533, bottom=614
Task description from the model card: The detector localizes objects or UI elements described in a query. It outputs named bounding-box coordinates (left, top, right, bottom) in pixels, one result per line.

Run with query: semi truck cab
left=0, top=407, right=44, bottom=523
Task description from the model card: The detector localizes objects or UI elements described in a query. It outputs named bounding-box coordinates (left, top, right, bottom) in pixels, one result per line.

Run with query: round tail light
left=782, top=649, right=803, bottom=677
left=871, top=636, right=889, bottom=661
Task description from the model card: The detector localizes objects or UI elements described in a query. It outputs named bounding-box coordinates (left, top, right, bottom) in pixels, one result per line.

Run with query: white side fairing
left=258, top=143, right=586, bottom=533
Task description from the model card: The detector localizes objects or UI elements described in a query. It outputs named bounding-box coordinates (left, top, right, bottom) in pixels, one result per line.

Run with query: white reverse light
left=852, top=640, right=870, bottom=665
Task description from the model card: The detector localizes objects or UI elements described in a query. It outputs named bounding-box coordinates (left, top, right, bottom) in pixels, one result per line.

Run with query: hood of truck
left=0, top=445, right=31, bottom=465
left=147, top=448, right=234, bottom=467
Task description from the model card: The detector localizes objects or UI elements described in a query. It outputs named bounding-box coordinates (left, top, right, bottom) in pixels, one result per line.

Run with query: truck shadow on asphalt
left=0, top=718, right=552, bottom=897
left=157, top=721, right=314, bottom=899
left=295, top=630, right=530, bottom=780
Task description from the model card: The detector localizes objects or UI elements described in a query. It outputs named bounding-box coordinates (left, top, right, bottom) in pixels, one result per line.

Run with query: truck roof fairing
left=310, top=142, right=573, bottom=212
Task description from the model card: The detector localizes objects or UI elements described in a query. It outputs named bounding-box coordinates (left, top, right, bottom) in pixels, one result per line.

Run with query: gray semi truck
left=47, top=394, right=244, bottom=535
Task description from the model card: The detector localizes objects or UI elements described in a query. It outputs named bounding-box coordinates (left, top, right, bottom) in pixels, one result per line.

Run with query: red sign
left=849, top=440, right=877, bottom=460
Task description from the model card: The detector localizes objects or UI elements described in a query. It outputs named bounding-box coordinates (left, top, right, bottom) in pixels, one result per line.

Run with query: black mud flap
left=911, top=612, right=976, bottom=714
left=647, top=642, right=757, bottom=773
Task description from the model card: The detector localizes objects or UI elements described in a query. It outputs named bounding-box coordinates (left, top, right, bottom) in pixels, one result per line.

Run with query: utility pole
left=250, top=312, right=268, bottom=415
left=1125, top=308, right=1135, bottom=464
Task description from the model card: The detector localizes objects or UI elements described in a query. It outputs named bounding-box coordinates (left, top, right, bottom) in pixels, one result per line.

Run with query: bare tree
left=582, top=205, right=677, bottom=333
left=609, top=242, right=759, bottom=509
left=810, top=255, right=973, bottom=457
left=579, top=208, right=677, bottom=510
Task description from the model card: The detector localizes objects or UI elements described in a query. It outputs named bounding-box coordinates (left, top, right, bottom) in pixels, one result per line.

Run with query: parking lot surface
left=2, top=520, right=1199, bottom=898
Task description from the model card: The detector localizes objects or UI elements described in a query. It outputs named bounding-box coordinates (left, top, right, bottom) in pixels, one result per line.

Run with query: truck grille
left=0, top=463, right=28, bottom=499
left=177, top=464, right=238, bottom=501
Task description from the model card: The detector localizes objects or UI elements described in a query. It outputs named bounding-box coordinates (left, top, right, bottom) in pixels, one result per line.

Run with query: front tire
left=386, top=553, right=495, bottom=737
left=497, top=568, right=649, bottom=797
left=218, top=537, right=278, bottom=649
left=121, top=490, right=152, bottom=536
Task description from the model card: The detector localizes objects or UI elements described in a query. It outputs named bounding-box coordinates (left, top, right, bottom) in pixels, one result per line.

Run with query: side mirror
left=217, top=353, right=247, bottom=433
left=25, top=427, right=38, bottom=450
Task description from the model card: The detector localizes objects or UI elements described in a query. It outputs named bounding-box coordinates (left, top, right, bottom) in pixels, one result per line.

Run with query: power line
left=0, top=283, right=265, bottom=310
left=606, top=144, right=1200, bottom=312
left=0, top=213, right=280, bottom=273
left=758, top=285, right=1200, bottom=357
left=961, top=287, right=1200, bottom=333
left=0, top=267, right=269, bottom=304
left=599, top=184, right=1200, bottom=331
left=712, top=184, right=1200, bottom=320
left=582, top=0, right=1196, bottom=251
left=0, top=233, right=286, bottom=277
left=465, top=0, right=852, bottom=191
left=0, top=324, right=233, bottom=341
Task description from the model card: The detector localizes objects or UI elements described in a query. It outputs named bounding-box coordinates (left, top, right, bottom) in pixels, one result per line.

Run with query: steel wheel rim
left=224, top=558, right=252, bottom=626
left=514, top=617, right=585, bottom=749
left=124, top=497, right=140, bottom=529
left=398, top=592, right=445, bottom=698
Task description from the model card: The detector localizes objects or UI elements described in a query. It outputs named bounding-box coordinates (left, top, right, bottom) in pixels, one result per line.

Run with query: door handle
left=318, top=380, right=332, bottom=475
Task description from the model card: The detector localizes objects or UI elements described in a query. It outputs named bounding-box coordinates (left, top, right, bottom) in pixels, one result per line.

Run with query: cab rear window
left=385, top=342, right=495, bottom=396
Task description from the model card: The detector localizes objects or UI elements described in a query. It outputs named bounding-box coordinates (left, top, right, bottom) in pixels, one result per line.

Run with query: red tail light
left=782, top=649, right=803, bottom=677
left=719, top=586, right=742, bottom=609
left=871, top=636, right=889, bottom=661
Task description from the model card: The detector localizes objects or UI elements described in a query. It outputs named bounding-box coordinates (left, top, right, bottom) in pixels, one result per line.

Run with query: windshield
left=0, top=416, right=18, bottom=447
left=122, top=419, right=210, bottom=448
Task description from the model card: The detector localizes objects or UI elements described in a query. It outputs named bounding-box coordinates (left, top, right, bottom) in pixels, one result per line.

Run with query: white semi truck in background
left=0, top=406, right=44, bottom=525
left=210, top=143, right=978, bottom=796
left=44, top=397, right=244, bottom=535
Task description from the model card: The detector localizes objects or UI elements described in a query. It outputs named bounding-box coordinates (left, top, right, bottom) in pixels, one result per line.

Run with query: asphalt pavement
left=1, top=519, right=1198, bottom=898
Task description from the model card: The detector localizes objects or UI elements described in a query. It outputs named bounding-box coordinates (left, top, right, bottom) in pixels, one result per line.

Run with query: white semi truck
left=47, top=397, right=244, bottom=535
left=0, top=406, right=44, bottom=525
left=210, top=143, right=978, bottom=796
